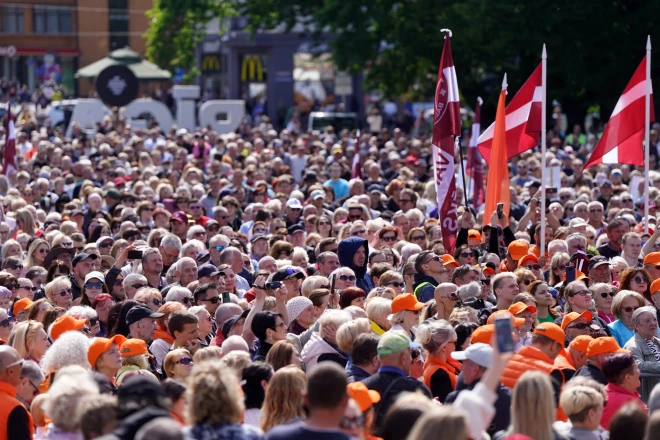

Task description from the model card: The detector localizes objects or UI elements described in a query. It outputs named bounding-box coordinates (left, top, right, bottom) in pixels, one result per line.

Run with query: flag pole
left=645, top=35, right=652, bottom=231
left=457, top=137, right=470, bottom=210
left=540, top=44, right=547, bottom=259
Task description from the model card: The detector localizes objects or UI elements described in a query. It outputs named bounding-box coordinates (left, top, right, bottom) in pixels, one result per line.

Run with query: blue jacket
left=338, top=237, right=374, bottom=293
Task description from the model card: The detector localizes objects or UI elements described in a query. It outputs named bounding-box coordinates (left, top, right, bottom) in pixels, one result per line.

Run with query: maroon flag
left=432, top=31, right=461, bottom=254
left=466, top=97, right=484, bottom=208
left=3, top=105, right=16, bottom=176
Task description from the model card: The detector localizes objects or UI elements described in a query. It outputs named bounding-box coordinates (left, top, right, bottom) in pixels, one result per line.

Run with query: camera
left=265, top=281, right=282, bottom=290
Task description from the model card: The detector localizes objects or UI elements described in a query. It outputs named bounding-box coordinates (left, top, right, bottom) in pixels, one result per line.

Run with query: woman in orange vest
left=417, top=319, right=461, bottom=402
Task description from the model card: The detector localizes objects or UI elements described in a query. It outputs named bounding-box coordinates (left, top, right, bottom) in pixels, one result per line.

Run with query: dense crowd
left=3, top=100, right=660, bottom=440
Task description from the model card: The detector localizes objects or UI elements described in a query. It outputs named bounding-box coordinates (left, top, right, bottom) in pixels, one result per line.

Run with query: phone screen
left=497, top=203, right=504, bottom=219
left=221, top=291, right=231, bottom=303
left=565, top=265, right=576, bottom=283
left=494, top=316, right=514, bottom=353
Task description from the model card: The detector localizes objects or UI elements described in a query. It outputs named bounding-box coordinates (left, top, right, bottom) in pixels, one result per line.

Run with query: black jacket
left=95, top=407, right=172, bottom=440
left=445, top=380, right=512, bottom=438
left=338, top=237, right=374, bottom=293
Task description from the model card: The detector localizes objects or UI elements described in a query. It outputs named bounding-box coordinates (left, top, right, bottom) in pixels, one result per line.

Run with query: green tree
left=145, top=0, right=235, bottom=84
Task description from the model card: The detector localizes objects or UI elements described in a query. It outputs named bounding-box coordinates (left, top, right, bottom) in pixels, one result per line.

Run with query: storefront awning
left=75, top=47, right=171, bottom=81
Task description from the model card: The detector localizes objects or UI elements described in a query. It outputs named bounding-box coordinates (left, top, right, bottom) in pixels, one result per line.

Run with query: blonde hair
left=25, top=238, right=49, bottom=268
left=9, top=320, right=44, bottom=358
left=193, top=346, right=223, bottom=364
left=560, top=385, right=604, bottom=422
left=187, top=361, right=244, bottom=425
left=45, top=276, right=72, bottom=302
left=260, top=366, right=307, bottom=432
left=366, top=297, right=392, bottom=323
left=301, top=275, right=330, bottom=297
left=219, top=350, right=251, bottom=374
left=509, top=371, right=556, bottom=440
left=416, top=319, right=456, bottom=354
left=122, top=354, right=149, bottom=370
left=336, top=318, right=370, bottom=353
left=406, top=406, right=468, bottom=440
left=163, top=348, right=191, bottom=378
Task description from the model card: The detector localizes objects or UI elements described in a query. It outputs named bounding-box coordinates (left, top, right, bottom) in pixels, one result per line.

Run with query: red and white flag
left=432, top=31, right=461, bottom=254
left=477, top=64, right=542, bottom=165
left=584, top=55, right=655, bottom=168
left=466, top=97, right=484, bottom=208
left=351, top=130, right=362, bottom=179
left=3, top=105, right=17, bottom=176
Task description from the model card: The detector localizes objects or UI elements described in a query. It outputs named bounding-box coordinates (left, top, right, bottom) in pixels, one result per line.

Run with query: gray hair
left=124, top=273, right=148, bottom=289
left=160, top=234, right=182, bottom=252
left=174, top=257, right=197, bottom=273
left=566, top=233, right=587, bottom=248
left=165, top=286, right=192, bottom=303
left=458, top=281, right=480, bottom=303
left=65, top=305, right=98, bottom=320
left=21, top=359, right=45, bottom=384
left=180, top=240, right=204, bottom=258
left=632, top=306, right=657, bottom=329
left=187, top=225, right=206, bottom=240
left=41, top=331, right=92, bottom=374
left=416, top=320, right=456, bottom=354
left=45, top=367, right=99, bottom=431
left=400, top=243, right=422, bottom=264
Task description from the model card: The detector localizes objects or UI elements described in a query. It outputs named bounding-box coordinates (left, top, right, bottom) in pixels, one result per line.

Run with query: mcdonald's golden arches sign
left=201, top=55, right=220, bottom=73
left=241, top=55, right=264, bottom=82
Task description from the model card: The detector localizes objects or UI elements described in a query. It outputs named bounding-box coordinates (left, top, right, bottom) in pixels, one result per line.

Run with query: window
left=1, top=6, right=24, bottom=34
left=33, top=6, right=72, bottom=34
left=108, top=0, right=129, bottom=51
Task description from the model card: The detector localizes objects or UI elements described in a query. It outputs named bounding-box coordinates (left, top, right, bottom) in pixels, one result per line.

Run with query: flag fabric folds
left=583, top=55, right=655, bottom=168
left=477, top=64, right=542, bottom=165
left=484, top=78, right=511, bottom=219
left=466, top=97, right=485, bottom=209
left=3, top=105, right=16, bottom=176
left=432, top=32, right=461, bottom=254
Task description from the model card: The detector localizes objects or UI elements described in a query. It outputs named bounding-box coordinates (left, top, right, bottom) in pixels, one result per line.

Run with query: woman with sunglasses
left=376, top=226, right=400, bottom=250
left=92, top=294, right=114, bottom=337
left=66, top=304, right=102, bottom=337
left=314, top=215, right=333, bottom=239
left=608, top=291, right=646, bottom=348
left=591, top=283, right=617, bottom=324
left=1, top=256, right=23, bottom=279
left=453, top=244, right=478, bottom=266
left=10, top=320, right=50, bottom=363
left=528, top=281, right=559, bottom=324
left=79, top=271, right=109, bottom=308
left=549, top=252, right=570, bottom=287
left=45, top=276, right=73, bottom=310
left=514, top=268, right=536, bottom=293
left=0, top=307, right=14, bottom=342
left=163, top=348, right=194, bottom=381
left=379, top=270, right=405, bottom=296
left=417, top=319, right=460, bottom=402
left=407, top=228, right=428, bottom=250
left=618, top=268, right=651, bottom=302
left=189, top=305, right=214, bottom=346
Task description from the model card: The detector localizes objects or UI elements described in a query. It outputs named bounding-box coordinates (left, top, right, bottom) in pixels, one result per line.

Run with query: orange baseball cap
left=569, top=335, right=594, bottom=353
left=483, top=266, right=495, bottom=276
left=12, top=298, right=33, bottom=316
left=471, top=324, right=495, bottom=345
left=487, top=310, right=525, bottom=328
left=644, top=252, right=660, bottom=266
left=50, top=315, right=87, bottom=341
left=347, top=382, right=381, bottom=412
left=391, top=293, right=425, bottom=314
left=120, top=338, right=151, bottom=358
left=560, top=311, right=593, bottom=331
left=467, top=230, right=482, bottom=241
left=586, top=337, right=628, bottom=357
left=508, top=240, right=530, bottom=261
left=508, top=302, right=537, bottom=315
left=518, top=253, right=539, bottom=268
left=88, top=335, right=127, bottom=368
left=652, top=279, right=660, bottom=295
left=440, top=254, right=460, bottom=268
left=532, top=322, right=565, bottom=346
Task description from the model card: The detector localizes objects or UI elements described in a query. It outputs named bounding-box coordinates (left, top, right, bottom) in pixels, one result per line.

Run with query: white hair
left=181, top=239, right=204, bottom=257
left=41, top=331, right=92, bottom=374
left=188, top=305, right=207, bottom=317
left=221, top=335, right=249, bottom=355
left=343, top=305, right=368, bottom=320
left=401, top=243, right=422, bottom=263
left=174, top=257, right=197, bottom=273
left=366, top=297, right=392, bottom=323
left=65, top=305, right=98, bottom=320
left=160, top=233, right=183, bottom=251
left=45, top=366, right=99, bottom=431
left=165, top=286, right=192, bottom=303
left=318, top=309, right=352, bottom=335
left=186, top=225, right=206, bottom=241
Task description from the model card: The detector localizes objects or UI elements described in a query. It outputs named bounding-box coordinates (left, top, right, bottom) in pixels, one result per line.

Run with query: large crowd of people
left=3, top=100, right=660, bottom=440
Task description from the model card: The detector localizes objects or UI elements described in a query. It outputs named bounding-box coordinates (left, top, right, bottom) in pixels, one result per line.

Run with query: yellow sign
left=201, top=55, right=220, bottom=72
left=241, top=55, right=264, bottom=82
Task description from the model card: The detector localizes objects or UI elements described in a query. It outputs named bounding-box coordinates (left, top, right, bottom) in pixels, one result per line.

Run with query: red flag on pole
left=3, top=105, right=17, bottom=176
left=583, top=55, right=655, bottom=168
left=432, top=30, right=461, bottom=254
left=466, top=97, right=484, bottom=208
left=484, top=75, right=511, bottom=219
left=477, top=64, right=542, bottom=165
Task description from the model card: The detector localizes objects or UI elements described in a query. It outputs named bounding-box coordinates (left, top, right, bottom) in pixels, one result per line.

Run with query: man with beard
left=597, top=219, right=627, bottom=259
left=142, top=248, right=166, bottom=290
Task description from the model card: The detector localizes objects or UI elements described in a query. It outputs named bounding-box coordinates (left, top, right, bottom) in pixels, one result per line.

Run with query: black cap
left=197, top=263, right=220, bottom=279
left=368, top=184, right=385, bottom=194
left=272, top=266, right=305, bottom=283
left=589, top=256, right=610, bottom=269
left=126, top=305, right=164, bottom=327
left=72, top=252, right=98, bottom=268
left=287, top=224, right=304, bottom=235
left=222, top=309, right=250, bottom=339
left=118, top=375, right=165, bottom=401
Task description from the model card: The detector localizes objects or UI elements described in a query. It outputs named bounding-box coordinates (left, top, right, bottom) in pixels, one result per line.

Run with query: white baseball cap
left=310, top=190, right=326, bottom=200
left=568, top=217, right=588, bottom=229
left=286, top=198, right=303, bottom=209
left=451, top=342, right=493, bottom=368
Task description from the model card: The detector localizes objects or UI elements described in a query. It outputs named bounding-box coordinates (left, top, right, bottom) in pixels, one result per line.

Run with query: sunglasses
left=339, top=275, right=357, bottom=282
left=19, top=285, right=37, bottom=291
left=460, top=252, right=474, bottom=258
left=201, top=296, right=220, bottom=304
left=624, top=305, right=641, bottom=313
left=568, top=322, right=590, bottom=330
left=207, top=226, right=220, bottom=232
left=524, top=264, right=541, bottom=271
left=8, top=264, right=23, bottom=271
left=253, top=228, right=268, bottom=234
left=194, top=231, right=206, bottom=237
left=88, top=317, right=99, bottom=327
left=412, top=235, right=425, bottom=241
left=190, top=205, right=201, bottom=210
left=37, top=248, right=48, bottom=254
left=318, top=221, right=331, bottom=226
left=85, top=282, right=103, bottom=290
left=177, top=357, right=194, bottom=365
left=215, top=245, right=228, bottom=252
left=349, top=215, right=362, bottom=220
left=634, top=276, right=650, bottom=284
left=597, top=289, right=617, bottom=299
left=424, top=255, right=441, bottom=265
left=131, top=283, right=148, bottom=290
left=386, top=282, right=406, bottom=288
left=58, top=288, right=73, bottom=297
left=352, top=230, right=366, bottom=236
left=381, top=235, right=397, bottom=242
left=99, top=242, right=112, bottom=248
left=182, top=297, right=192, bottom=304
left=521, top=279, right=532, bottom=285
left=0, top=318, right=14, bottom=328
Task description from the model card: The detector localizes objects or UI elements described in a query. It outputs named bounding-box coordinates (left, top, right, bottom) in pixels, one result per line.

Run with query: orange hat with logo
left=560, top=311, right=593, bottom=331
left=391, top=293, right=425, bottom=314
left=487, top=310, right=525, bottom=328
left=532, top=322, right=565, bottom=346
left=347, top=382, right=381, bottom=412
left=518, top=254, right=539, bottom=268
left=569, top=335, right=594, bottom=353
left=471, top=324, right=495, bottom=345
left=440, top=254, right=460, bottom=268
left=12, top=298, right=33, bottom=316
left=50, top=315, right=87, bottom=341
left=652, top=279, right=660, bottom=295
left=508, top=302, right=537, bottom=315
left=508, top=240, right=530, bottom=261
left=88, top=335, right=127, bottom=368
left=467, top=230, right=482, bottom=241
left=120, top=338, right=152, bottom=358
left=644, top=252, right=660, bottom=266
left=586, top=337, right=628, bottom=358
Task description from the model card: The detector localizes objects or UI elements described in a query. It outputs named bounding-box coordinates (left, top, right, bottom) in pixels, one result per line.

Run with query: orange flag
left=484, top=74, right=511, bottom=219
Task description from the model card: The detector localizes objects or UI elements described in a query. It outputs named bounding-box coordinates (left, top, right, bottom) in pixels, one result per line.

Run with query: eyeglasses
left=131, top=283, right=148, bottom=290
left=352, top=230, right=366, bottom=236
left=460, top=252, right=473, bottom=258
left=382, top=235, right=397, bottom=242
left=524, top=264, right=541, bottom=271
left=568, top=322, right=590, bottom=330
left=412, top=235, right=425, bottom=241
left=634, top=276, right=650, bottom=284
left=194, top=231, right=206, bottom=238
left=386, top=282, right=405, bottom=288
left=623, top=305, right=641, bottom=313
left=58, top=288, right=73, bottom=297
left=275, top=322, right=287, bottom=329
left=85, top=282, right=103, bottom=290
left=339, top=275, right=357, bottom=282
left=99, top=242, right=112, bottom=248
left=570, top=290, right=590, bottom=297
left=8, top=264, right=23, bottom=271
left=200, top=296, right=220, bottom=304
left=597, top=289, right=617, bottom=299
left=177, top=357, right=194, bottom=365
left=215, top=245, right=228, bottom=252
left=0, top=318, right=15, bottom=328
left=28, top=380, right=39, bottom=396
left=340, top=414, right=365, bottom=429
left=19, top=285, right=37, bottom=292
left=182, top=297, right=191, bottom=304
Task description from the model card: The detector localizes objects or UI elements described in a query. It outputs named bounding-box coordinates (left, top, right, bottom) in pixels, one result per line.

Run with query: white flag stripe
left=602, top=146, right=620, bottom=164
left=443, top=66, right=460, bottom=103
left=7, top=120, right=14, bottom=141
left=469, top=122, right=481, bottom=148
left=612, top=81, right=653, bottom=117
